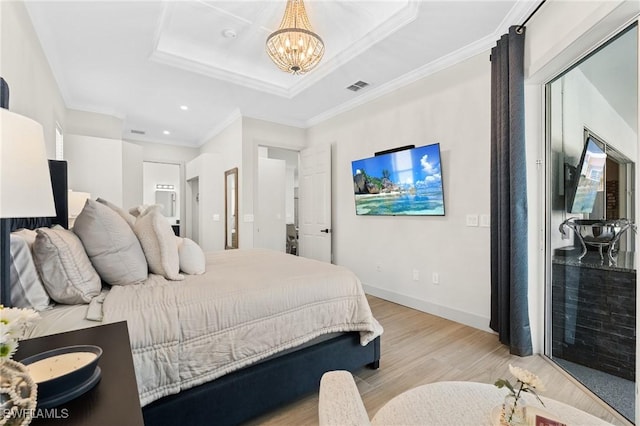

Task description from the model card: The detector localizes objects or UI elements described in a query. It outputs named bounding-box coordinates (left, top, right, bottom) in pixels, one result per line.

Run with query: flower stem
left=507, top=382, right=525, bottom=424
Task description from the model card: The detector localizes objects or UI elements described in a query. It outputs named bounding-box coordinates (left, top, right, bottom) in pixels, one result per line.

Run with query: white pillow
left=176, top=237, right=205, bottom=275
left=129, top=204, right=157, bottom=218
left=133, top=205, right=183, bottom=281
left=32, top=227, right=102, bottom=304
left=9, top=233, right=51, bottom=311
left=96, top=197, right=136, bottom=228
left=12, top=228, right=37, bottom=247
left=74, top=199, right=148, bottom=286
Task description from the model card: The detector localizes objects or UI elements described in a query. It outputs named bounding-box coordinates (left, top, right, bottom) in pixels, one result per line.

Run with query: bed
left=5, top=160, right=382, bottom=426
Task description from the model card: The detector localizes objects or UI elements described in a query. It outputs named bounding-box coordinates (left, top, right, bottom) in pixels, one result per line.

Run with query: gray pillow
left=33, top=227, right=101, bottom=304
left=9, top=233, right=51, bottom=311
left=96, top=197, right=136, bottom=228
left=74, top=199, right=148, bottom=286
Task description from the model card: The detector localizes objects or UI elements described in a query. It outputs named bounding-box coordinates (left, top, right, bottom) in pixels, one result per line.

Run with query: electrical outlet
left=432, top=272, right=439, bottom=285
left=412, top=269, right=419, bottom=281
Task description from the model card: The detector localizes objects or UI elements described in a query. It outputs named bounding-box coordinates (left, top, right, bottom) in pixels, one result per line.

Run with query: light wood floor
left=249, top=295, right=631, bottom=425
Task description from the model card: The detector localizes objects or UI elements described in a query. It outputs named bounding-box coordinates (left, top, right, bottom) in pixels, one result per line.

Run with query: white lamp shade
left=0, top=108, right=55, bottom=218
left=68, top=190, right=91, bottom=218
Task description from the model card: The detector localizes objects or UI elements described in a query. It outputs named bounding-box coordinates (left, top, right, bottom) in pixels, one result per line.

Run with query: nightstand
left=15, top=321, right=143, bottom=426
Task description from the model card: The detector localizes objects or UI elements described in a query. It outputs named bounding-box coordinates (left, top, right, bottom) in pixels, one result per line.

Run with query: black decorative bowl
left=20, top=345, right=102, bottom=408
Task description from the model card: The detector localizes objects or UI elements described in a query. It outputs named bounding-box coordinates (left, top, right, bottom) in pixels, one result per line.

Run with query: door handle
left=320, top=228, right=331, bottom=233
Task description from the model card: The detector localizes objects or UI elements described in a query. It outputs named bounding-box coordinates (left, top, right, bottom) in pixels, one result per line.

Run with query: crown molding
left=197, top=108, right=243, bottom=146
left=151, top=1, right=420, bottom=99
left=306, top=0, right=542, bottom=128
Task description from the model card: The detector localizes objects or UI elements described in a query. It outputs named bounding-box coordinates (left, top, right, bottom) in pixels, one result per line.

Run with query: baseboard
left=363, top=284, right=493, bottom=333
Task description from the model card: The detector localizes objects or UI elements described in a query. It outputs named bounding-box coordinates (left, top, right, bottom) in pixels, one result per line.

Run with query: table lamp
left=68, top=190, right=91, bottom=228
left=0, top=98, right=56, bottom=306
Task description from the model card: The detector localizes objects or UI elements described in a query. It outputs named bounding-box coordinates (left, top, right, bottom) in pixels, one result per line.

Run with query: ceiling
left=24, top=0, right=540, bottom=147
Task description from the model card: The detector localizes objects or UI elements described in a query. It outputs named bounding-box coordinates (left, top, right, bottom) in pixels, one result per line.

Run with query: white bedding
left=102, top=249, right=383, bottom=406
left=25, top=303, right=101, bottom=337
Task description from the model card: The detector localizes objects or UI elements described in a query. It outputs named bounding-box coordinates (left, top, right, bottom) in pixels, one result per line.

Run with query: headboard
left=1, top=160, right=68, bottom=306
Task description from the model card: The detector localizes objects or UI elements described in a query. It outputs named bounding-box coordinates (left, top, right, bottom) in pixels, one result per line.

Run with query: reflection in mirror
left=225, top=168, right=239, bottom=249
left=155, top=190, right=176, bottom=217
left=546, top=24, right=637, bottom=422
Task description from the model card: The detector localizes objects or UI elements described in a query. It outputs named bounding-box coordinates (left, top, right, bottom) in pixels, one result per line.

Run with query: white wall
left=0, top=1, right=66, bottom=157
left=122, top=141, right=143, bottom=209
left=256, top=157, right=286, bottom=251
left=199, top=117, right=244, bottom=245
left=125, top=139, right=199, bottom=164
left=307, top=52, right=492, bottom=331
left=186, top=153, right=223, bottom=251
left=66, top=109, right=123, bottom=140
left=65, top=134, right=123, bottom=205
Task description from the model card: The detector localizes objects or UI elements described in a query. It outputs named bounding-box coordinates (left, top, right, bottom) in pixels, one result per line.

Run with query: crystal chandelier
left=266, top=0, right=324, bottom=75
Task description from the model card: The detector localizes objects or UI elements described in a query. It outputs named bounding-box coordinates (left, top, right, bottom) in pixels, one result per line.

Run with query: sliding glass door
left=545, top=24, right=638, bottom=422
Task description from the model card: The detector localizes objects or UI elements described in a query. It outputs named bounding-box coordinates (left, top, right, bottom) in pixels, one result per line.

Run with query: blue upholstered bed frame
left=5, top=159, right=381, bottom=425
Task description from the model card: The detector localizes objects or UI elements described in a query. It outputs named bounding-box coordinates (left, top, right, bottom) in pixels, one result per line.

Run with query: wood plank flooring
left=248, top=296, right=631, bottom=425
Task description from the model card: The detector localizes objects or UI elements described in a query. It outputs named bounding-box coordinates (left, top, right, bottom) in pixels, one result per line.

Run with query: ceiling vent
left=346, top=81, right=369, bottom=92
left=130, top=129, right=146, bottom=135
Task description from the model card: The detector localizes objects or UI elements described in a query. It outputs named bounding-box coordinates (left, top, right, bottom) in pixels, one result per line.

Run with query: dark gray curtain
left=489, top=26, right=532, bottom=356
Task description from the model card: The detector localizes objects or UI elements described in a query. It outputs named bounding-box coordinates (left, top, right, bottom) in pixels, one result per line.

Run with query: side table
left=14, top=321, right=143, bottom=426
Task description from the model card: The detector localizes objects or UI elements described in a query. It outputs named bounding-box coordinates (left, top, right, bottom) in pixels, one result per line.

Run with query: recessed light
left=180, top=105, right=189, bottom=111
left=163, top=130, right=170, bottom=135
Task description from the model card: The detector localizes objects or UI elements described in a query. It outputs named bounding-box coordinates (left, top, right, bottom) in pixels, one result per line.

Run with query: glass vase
left=503, top=394, right=527, bottom=426
left=0, top=359, right=38, bottom=426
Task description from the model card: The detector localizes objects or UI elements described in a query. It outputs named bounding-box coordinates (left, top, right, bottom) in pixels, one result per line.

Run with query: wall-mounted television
left=351, top=143, right=445, bottom=216
left=566, top=137, right=607, bottom=213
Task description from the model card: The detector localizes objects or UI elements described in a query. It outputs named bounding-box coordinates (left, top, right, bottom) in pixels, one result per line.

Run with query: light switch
left=213, top=214, right=220, bottom=221
left=244, top=214, right=254, bottom=223
left=480, top=214, right=490, bottom=227
left=466, top=214, right=479, bottom=227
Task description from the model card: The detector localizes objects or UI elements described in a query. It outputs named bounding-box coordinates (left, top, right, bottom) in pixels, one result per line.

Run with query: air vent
left=130, top=129, right=146, bottom=135
left=346, top=80, right=369, bottom=92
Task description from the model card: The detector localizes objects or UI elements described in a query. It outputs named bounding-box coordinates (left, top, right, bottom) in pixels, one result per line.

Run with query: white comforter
left=102, top=249, right=383, bottom=406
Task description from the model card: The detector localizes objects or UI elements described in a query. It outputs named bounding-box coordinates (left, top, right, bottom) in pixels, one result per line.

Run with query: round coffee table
left=370, top=381, right=612, bottom=425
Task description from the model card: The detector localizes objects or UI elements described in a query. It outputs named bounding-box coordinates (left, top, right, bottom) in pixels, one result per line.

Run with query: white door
left=299, top=145, right=331, bottom=262
left=256, top=157, right=286, bottom=251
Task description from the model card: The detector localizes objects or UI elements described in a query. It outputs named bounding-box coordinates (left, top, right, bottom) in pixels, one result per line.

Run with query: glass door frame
left=542, top=20, right=639, bottom=422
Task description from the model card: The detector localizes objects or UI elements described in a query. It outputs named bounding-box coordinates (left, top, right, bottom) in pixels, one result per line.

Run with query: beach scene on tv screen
left=352, top=144, right=445, bottom=216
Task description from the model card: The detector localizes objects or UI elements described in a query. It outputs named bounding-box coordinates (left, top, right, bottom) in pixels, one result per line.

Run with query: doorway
left=545, top=24, right=637, bottom=422
left=256, top=146, right=299, bottom=254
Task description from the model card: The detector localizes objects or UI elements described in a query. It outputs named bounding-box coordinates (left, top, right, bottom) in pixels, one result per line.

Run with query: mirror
left=225, top=168, right=239, bottom=249
left=155, top=190, right=176, bottom=217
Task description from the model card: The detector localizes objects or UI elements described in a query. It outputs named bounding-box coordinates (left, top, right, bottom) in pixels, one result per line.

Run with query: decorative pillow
left=96, top=197, right=136, bottom=228
left=129, top=204, right=160, bottom=219
left=74, top=199, right=148, bottom=286
left=32, top=227, right=101, bottom=304
left=12, top=228, right=37, bottom=247
left=175, top=237, right=205, bottom=275
left=9, top=233, right=51, bottom=311
left=133, top=205, right=183, bottom=281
